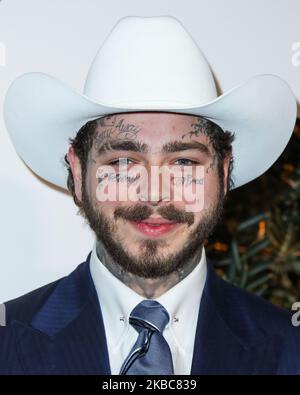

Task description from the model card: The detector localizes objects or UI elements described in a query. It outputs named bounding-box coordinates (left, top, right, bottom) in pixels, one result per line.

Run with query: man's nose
left=138, top=165, right=171, bottom=206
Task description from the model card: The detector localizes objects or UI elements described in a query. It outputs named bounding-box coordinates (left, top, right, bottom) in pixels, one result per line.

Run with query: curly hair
left=64, top=114, right=235, bottom=211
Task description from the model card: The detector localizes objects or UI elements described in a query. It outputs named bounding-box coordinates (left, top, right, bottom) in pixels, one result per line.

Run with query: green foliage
left=207, top=120, right=300, bottom=309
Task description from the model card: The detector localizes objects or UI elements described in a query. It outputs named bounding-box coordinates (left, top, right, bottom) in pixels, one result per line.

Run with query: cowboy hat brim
left=3, top=72, right=297, bottom=190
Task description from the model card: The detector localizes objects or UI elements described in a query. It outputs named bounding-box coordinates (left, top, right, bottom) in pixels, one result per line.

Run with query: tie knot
left=129, top=300, right=170, bottom=333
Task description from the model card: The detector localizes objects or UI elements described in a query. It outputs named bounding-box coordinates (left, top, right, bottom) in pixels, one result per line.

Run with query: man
left=1, top=16, right=299, bottom=375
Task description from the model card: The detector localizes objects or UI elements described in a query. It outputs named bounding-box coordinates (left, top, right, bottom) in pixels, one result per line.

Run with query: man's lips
left=140, top=217, right=175, bottom=224
left=128, top=217, right=180, bottom=237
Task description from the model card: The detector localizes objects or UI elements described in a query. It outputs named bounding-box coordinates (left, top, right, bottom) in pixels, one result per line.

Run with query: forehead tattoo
left=93, top=114, right=142, bottom=151
left=181, top=117, right=219, bottom=142
left=92, top=115, right=215, bottom=154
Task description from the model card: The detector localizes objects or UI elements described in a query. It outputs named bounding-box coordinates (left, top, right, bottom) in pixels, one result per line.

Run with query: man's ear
left=222, top=152, right=232, bottom=196
left=67, top=147, right=82, bottom=202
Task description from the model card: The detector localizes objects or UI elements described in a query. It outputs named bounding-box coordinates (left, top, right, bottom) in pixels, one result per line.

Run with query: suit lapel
left=11, top=253, right=283, bottom=375
left=191, top=263, right=283, bottom=375
left=12, top=253, right=111, bottom=375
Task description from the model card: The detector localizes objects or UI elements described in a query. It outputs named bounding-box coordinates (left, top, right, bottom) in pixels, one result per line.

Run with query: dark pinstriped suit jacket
left=1, top=252, right=300, bottom=375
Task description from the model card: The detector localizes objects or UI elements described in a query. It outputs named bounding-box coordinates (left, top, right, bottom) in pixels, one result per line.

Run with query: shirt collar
left=90, top=239, right=207, bottom=353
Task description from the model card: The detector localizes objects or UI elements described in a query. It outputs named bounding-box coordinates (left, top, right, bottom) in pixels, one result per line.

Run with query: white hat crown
left=3, top=15, right=297, bottom=190
left=83, top=16, right=217, bottom=108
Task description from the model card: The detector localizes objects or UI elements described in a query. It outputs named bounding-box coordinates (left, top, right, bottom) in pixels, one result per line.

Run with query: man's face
left=69, top=112, right=230, bottom=278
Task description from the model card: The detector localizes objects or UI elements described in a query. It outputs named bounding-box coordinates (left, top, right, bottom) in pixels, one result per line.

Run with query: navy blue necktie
left=119, top=300, right=174, bottom=375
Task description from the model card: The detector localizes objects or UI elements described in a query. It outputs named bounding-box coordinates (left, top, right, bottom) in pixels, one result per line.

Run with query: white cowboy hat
left=3, top=15, right=297, bottom=190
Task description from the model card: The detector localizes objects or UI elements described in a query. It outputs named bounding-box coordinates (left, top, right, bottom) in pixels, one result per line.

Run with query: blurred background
left=0, top=0, right=299, bottom=305
left=207, top=119, right=300, bottom=309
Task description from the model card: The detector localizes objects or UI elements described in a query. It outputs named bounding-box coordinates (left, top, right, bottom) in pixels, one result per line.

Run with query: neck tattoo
left=95, top=240, right=202, bottom=299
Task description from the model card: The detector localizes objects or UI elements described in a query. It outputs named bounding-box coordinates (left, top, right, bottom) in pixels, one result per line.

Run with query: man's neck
left=95, top=240, right=202, bottom=299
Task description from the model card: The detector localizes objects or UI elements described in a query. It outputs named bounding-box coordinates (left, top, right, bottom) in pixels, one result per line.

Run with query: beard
left=81, top=183, right=225, bottom=279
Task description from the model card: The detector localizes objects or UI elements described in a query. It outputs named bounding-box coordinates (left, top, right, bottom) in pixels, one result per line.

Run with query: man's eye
left=174, top=158, right=198, bottom=166
left=109, top=158, right=133, bottom=166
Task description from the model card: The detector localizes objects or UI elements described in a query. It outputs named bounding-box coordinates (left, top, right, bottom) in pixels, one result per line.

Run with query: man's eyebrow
left=96, top=139, right=211, bottom=156
left=96, top=140, right=149, bottom=154
left=161, top=140, right=211, bottom=156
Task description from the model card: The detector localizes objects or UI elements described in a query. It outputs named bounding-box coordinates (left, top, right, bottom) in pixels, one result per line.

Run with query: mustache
left=114, top=203, right=194, bottom=226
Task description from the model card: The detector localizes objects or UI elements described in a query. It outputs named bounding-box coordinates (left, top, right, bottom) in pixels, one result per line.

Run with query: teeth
left=145, top=226, right=162, bottom=232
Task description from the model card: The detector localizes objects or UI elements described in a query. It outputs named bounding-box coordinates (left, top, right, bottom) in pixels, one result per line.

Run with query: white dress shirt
left=90, top=240, right=207, bottom=375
